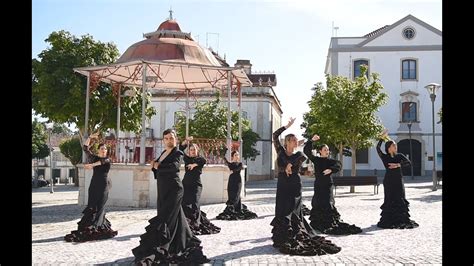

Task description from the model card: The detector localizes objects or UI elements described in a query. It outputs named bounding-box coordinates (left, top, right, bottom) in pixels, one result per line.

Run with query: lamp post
left=407, top=121, right=414, bottom=180
left=424, top=83, right=441, bottom=191
left=46, top=123, right=54, bottom=193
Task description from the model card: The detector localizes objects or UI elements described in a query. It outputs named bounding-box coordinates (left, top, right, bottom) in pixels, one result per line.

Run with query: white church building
left=324, top=14, right=442, bottom=176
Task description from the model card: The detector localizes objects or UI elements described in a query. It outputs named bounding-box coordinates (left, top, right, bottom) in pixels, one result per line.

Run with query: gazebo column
left=238, top=83, right=243, bottom=157
left=226, top=70, right=232, bottom=159
left=186, top=89, right=190, bottom=138
left=83, top=72, right=91, bottom=163
left=140, top=63, right=147, bottom=165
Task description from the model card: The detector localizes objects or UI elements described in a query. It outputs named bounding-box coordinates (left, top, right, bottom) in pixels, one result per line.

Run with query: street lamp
left=407, top=121, right=414, bottom=180
left=46, top=123, right=54, bottom=194
left=424, top=83, right=441, bottom=191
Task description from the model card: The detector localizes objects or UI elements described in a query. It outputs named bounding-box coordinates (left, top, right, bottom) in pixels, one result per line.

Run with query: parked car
left=32, top=176, right=50, bottom=188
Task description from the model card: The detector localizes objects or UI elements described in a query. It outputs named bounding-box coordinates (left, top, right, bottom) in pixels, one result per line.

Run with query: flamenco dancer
left=215, top=148, right=258, bottom=220
left=304, top=133, right=362, bottom=235
left=179, top=136, right=221, bottom=235
left=132, top=129, right=209, bottom=265
left=270, top=118, right=341, bottom=255
left=376, top=129, right=419, bottom=229
left=64, top=132, right=117, bottom=242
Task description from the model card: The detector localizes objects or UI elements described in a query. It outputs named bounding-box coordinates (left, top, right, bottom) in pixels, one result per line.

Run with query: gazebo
left=74, top=18, right=251, bottom=164
left=73, top=17, right=252, bottom=207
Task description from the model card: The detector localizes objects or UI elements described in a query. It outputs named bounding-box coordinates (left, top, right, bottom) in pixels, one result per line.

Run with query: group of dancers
left=63, top=118, right=419, bottom=264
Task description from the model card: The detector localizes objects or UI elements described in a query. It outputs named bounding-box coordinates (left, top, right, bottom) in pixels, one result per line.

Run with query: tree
left=174, top=95, right=260, bottom=160
left=302, top=81, right=351, bottom=171
left=32, top=119, right=51, bottom=160
left=52, top=123, right=73, bottom=135
left=59, top=137, right=83, bottom=186
left=302, top=65, right=388, bottom=192
left=32, top=119, right=51, bottom=180
left=32, top=30, right=156, bottom=141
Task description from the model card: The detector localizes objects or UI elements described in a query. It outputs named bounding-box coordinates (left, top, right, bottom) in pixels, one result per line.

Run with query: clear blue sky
left=32, top=0, right=442, bottom=138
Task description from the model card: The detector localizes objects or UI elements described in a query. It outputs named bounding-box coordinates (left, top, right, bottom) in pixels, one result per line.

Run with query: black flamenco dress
left=270, top=126, right=341, bottom=256
left=301, top=204, right=311, bottom=216
left=304, top=140, right=362, bottom=235
left=376, top=139, right=419, bottom=229
left=64, top=145, right=118, bottom=242
left=131, top=147, right=209, bottom=265
left=179, top=144, right=220, bottom=235
left=215, top=157, right=258, bottom=220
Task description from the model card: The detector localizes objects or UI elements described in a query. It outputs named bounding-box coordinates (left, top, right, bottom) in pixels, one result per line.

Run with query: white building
left=149, top=59, right=283, bottom=181
left=324, top=14, right=442, bottom=176
left=32, top=133, right=76, bottom=184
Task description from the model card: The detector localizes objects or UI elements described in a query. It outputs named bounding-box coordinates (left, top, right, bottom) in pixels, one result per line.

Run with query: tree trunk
left=74, top=166, right=79, bottom=186
left=338, top=143, right=344, bottom=177
left=350, top=144, right=357, bottom=193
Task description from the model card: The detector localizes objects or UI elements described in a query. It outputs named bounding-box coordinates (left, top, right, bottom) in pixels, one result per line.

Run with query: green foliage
left=59, top=137, right=83, bottom=166
left=32, top=30, right=156, bottom=137
left=302, top=65, right=388, bottom=174
left=175, top=95, right=260, bottom=160
left=59, top=137, right=83, bottom=186
left=32, top=119, right=50, bottom=160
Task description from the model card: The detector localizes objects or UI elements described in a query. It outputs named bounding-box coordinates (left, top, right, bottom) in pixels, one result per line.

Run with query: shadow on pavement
left=210, top=244, right=279, bottom=261
left=410, top=194, right=442, bottom=203
left=96, top=257, right=135, bottom=266
left=32, top=236, right=65, bottom=243
left=32, top=204, right=83, bottom=224
left=33, top=233, right=142, bottom=245
left=229, top=237, right=272, bottom=245
left=32, top=204, right=146, bottom=224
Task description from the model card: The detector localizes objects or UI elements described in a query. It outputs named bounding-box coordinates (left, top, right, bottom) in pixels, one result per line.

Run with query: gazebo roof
left=74, top=59, right=252, bottom=90
left=74, top=18, right=251, bottom=90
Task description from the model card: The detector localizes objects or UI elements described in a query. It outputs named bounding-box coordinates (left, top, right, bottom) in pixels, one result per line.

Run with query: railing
left=103, top=137, right=240, bottom=164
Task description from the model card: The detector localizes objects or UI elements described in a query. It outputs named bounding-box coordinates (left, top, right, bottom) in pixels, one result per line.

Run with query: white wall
left=79, top=164, right=246, bottom=207
left=332, top=20, right=442, bottom=175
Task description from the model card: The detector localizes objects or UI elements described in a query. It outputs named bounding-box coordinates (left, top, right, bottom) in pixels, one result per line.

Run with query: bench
left=332, top=176, right=379, bottom=195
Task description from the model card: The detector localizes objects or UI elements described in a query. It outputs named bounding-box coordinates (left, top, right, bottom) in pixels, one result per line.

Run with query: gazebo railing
left=103, top=137, right=239, bottom=164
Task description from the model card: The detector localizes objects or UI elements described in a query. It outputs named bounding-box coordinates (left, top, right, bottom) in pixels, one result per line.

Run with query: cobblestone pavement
left=32, top=176, right=442, bottom=265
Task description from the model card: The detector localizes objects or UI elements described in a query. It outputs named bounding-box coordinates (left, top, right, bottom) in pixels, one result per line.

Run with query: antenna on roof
left=332, top=21, right=339, bottom=37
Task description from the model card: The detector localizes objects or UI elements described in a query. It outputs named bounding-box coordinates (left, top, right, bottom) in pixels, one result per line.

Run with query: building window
left=353, top=60, right=369, bottom=79
left=403, top=27, right=416, bottom=40
left=402, top=59, right=417, bottom=80
left=356, top=148, right=369, bottom=164
left=402, top=102, right=417, bottom=122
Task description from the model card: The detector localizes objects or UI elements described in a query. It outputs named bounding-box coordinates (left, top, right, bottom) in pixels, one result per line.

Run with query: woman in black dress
left=304, top=134, right=362, bottom=235
left=64, top=132, right=117, bottom=242
left=215, top=149, right=258, bottom=220
left=132, top=129, right=209, bottom=265
left=271, top=118, right=341, bottom=256
left=376, top=129, right=419, bottom=229
left=179, top=137, right=221, bottom=235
